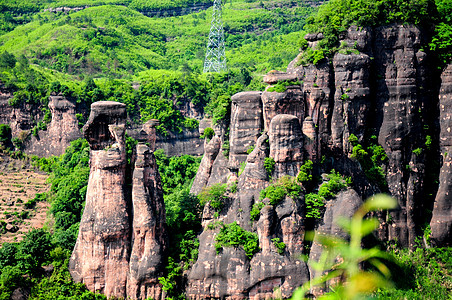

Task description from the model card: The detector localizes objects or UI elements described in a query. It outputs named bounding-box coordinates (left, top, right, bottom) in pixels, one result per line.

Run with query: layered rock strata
left=187, top=23, right=449, bottom=299
left=69, top=101, right=167, bottom=300
left=430, top=64, right=452, bottom=246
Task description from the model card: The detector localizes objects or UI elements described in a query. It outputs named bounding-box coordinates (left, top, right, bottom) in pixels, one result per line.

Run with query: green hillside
left=0, top=0, right=317, bottom=76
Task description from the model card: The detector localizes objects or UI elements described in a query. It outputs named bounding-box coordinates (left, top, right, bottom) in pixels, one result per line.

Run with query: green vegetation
left=250, top=201, right=265, bottom=221
left=0, top=124, right=11, bottom=148
left=215, top=221, right=260, bottom=259
left=198, top=183, right=229, bottom=212
left=296, top=160, right=313, bottom=184
left=0, top=139, right=104, bottom=299
left=293, top=194, right=398, bottom=299
left=349, top=134, right=388, bottom=190
left=200, top=127, right=214, bottom=140
left=263, top=157, right=275, bottom=178
left=375, top=247, right=452, bottom=299
left=266, top=80, right=300, bottom=92
left=300, top=0, right=451, bottom=66
left=305, top=169, right=350, bottom=219
left=271, top=237, right=286, bottom=255
left=259, top=175, right=302, bottom=206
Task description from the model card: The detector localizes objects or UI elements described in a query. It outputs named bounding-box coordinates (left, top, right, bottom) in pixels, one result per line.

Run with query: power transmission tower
left=203, top=0, right=226, bottom=73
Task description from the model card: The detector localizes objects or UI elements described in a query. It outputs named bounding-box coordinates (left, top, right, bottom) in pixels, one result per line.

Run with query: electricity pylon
left=203, top=0, right=227, bottom=73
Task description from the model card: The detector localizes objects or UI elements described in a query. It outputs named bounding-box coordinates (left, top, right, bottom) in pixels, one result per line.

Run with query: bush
left=215, top=221, right=260, bottom=259
left=250, top=202, right=265, bottom=221
left=198, top=183, right=228, bottom=211
left=200, top=127, right=215, bottom=140
left=271, top=237, right=286, bottom=255
left=260, top=176, right=302, bottom=206
left=264, top=157, right=275, bottom=178
left=296, top=160, right=313, bottom=184
left=305, top=193, right=325, bottom=219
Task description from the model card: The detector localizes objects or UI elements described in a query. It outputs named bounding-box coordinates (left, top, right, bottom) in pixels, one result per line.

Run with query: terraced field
left=0, top=155, right=50, bottom=244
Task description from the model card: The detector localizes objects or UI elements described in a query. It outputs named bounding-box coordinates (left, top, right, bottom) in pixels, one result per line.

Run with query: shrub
left=215, top=221, right=260, bottom=259
left=198, top=183, right=228, bottom=211
left=305, top=193, right=325, bottom=219
left=260, top=176, right=301, bottom=206
left=250, top=202, right=265, bottom=221
left=200, top=127, right=214, bottom=140
left=263, top=157, right=275, bottom=177
left=296, top=160, right=313, bottom=184
left=246, top=145, right=255, bottom=154
left=271, top=237, right=286, bottom=255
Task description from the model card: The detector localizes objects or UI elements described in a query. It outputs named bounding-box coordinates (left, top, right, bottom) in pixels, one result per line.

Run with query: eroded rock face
left=27, top=95, right=82, bottom=156
left=229, top=91, right=263, bottom=170
left=374, top=25, right=428, bottom=248
left=430, top=64, right=452, bottom=247
left=190, top=135, right=222, bottom=195
left=69, top=101, right=167, bottom=300
left=262, top=86, right=305, bottom=131
left=187, top=133, right=309, bottom=299
left=331, top=50, right=371, bottom=154
left=308, top=189, right=362, bottom=296
left=69, top=101, right=130, bottom=298
left=269, top=114, right=303, bottom=178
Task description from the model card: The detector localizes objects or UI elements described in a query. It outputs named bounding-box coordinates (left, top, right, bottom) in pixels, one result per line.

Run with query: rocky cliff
left=188, top=24, right=451, bottom=298
left=68, top=101, right=168, bottom=300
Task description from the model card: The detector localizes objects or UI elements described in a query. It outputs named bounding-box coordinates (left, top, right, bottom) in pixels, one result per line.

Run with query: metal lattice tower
left=203, top=0, right=226, bottom=73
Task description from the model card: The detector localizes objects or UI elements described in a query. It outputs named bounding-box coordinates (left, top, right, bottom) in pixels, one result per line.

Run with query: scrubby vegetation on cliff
left=1, top=0, right=452, bottom=299
left=299, top=0, right=451, bottom=66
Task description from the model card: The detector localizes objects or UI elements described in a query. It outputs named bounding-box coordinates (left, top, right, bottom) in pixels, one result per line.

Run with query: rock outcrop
left=269, top=114, right=303, bottom=178
left=430, top=64, right=452, bottom=246
left=228, top=91, right=263, bottom=170
left=26, top=94, right=82, bottom=156
left=187, top=23, right=450, bottom=299
left=69, top=101, right=167, bottom=300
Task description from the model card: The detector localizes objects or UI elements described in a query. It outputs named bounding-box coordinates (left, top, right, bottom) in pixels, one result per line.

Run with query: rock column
left=430, top=64, right=452, bottom=246
left=69, top=101, right=130, bottom=298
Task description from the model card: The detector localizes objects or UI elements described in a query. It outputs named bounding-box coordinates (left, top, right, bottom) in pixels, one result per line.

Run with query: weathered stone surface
left=229, top=91, right=263, bottom=170
left=190, top=135, right=222, bottom=195
left=374, top=25, right=427, bottom=248
left=70, top=101, right=167, bottom=300
left=331, top=49, right=371, bottom=154
left=308, top=189, right=362, bottom=296
left=301, top=61, right=334, bottom=157
left=262, top=86, right=305, bottom=131
left=69, top=102, right=130, bottom=298
left=235, top=133, right=270, bottom=230
left=27, top=94, right=82, bottom=156
left=155, top=128, right=204, bottom=157
left=269, top=114, right=303, bottom=178
left=430, top=64, right=452, bottom=246
left=188, top=131, right=309, bottom=299
left=263, top=70, right=299, bottom=85
left=127, top=144, right=167, bottom=300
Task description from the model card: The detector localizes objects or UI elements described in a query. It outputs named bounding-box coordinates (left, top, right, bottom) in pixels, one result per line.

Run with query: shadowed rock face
left=308, top=189, right=362, bottom=296
left=373, top=25, right=428, bottom=248
left=69, top=101, right=167, bottom=300
left=430, top=64, right=452, bottom=246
